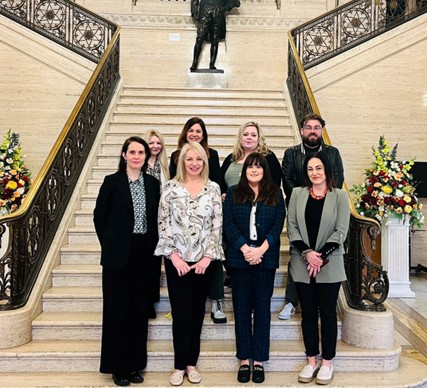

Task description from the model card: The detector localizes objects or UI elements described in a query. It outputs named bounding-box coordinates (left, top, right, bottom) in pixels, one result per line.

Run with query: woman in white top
left=155, top=142, right=225, bottom=386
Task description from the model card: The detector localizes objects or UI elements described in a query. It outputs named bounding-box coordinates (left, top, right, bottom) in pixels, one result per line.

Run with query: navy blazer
left=93, top=170, right=160, bottom=270
left=223, top=186, right=286, bottom=269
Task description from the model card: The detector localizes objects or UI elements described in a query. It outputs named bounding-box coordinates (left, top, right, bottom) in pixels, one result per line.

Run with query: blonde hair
left=175, top=142, right=209, bottom=184
left=143, top=130, right=170, bottom=180
left=231, top=121, right=270, bottom=162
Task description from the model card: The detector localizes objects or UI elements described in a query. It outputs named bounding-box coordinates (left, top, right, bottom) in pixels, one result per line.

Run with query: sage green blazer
left=287, top=187, right=350, bottom=284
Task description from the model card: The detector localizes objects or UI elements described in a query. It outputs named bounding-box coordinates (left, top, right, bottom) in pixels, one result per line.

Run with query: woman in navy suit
left=94, top=136, right=160, bottom=387
left=287, top=152, right=350, bottom=385
left=223, top=152, right=286, bottom=384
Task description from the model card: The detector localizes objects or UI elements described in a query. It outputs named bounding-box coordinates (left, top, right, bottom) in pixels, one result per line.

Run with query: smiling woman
left=93, top=136, right=161, bottom=386
left=155, top=142, right=225, bottom=385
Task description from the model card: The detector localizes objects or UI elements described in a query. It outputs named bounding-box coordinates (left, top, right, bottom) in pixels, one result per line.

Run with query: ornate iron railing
left=292, top=0, right=427, bottom=70
left=284, top=0, right=427, bottom=310
left=0, top=0, right=117, bottom=62
left=0, top=0, right=120, bottom=309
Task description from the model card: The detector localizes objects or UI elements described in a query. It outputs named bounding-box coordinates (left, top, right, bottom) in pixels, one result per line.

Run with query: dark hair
left=300, top=113, right=326, bottom=129
left=233, top=152, right=280, bottom=206
left=118, top=136, right=150, bottom=173
left=302, top=152, right=336, bottom=191
left=174, top=117, right=210, bottom=165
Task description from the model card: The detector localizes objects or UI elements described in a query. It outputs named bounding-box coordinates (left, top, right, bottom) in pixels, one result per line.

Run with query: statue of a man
left=190, top=0, right=240, bottom=71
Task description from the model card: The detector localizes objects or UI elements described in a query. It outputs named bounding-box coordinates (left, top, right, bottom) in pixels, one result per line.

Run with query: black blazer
left=169, top=147, right=222, bottom=186
left=93, top=171, right=160, bottom=270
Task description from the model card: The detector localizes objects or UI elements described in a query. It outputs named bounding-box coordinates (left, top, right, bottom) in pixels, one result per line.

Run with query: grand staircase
left=2, top=87, right=427, bottom=388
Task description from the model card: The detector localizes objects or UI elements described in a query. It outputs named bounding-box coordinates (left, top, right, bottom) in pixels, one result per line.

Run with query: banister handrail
left=284, top=0, right=414, bottom=311
left=0, top=0, right=120, bottom=309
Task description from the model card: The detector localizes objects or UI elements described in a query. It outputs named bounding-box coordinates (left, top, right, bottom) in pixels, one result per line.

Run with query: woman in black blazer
left=94, top=136, right=160, bottom=387
left=223, top=153, right=286, bottom=384
left=169, top=117, right=227, bottom=325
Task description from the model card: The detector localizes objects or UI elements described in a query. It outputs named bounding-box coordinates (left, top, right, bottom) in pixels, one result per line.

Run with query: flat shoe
left=112, top=374, right=130, bottom=387
left=315, top=364, right=334, bottom=385
left=298, top=362, right=320, bottom=383
left=129, top=370, right=144, bottom=384
left=237, top=365, right=250, bottom=383
left=169, top=370, right=185, bottom=386
left=252, top=365, right=265, bottom=384
left=187, top=369, right=202, bottom=384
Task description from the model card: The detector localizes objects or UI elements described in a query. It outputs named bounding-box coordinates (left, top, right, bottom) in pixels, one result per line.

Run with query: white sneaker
left=211, top=299, right=227, bottom=323
left=298, top=362, right=320, bottom=383
left=315, top=364, right=334, bottom=385
left=278, top=302, right=296, bottom=320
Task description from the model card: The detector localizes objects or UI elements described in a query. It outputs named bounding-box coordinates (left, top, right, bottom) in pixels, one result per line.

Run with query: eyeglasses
left=303, top=126, right=322, bottom=131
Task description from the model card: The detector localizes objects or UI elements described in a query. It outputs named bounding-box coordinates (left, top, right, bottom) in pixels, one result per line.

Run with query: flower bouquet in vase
left=0, top=130, right=32, bottom=216
left=351, top=136, right=424, bottom=297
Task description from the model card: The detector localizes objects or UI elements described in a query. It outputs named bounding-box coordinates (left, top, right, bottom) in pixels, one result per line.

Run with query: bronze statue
left=190, top=0, right=240, bottom=71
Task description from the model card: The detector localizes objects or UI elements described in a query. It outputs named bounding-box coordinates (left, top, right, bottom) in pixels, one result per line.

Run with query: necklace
left=309, top=187, right=327, bottom=200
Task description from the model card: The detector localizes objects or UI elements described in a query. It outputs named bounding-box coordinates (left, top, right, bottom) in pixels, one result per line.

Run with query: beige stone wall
left=0, top=17, right=94, bottom=177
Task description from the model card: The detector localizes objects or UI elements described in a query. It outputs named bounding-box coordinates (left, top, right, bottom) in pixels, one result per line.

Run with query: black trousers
left=295, top=278, right=341, bottom=361
left=165, top=257, right=214, bottom=370
left=100, top=234, right=153, bottom=374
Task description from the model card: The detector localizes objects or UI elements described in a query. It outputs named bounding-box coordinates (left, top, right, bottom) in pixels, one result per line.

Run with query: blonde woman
left=155, top=142, right=225, bottom=386
left=144, top=130, right=170, bottom=187
left=220, top=121, right=282, bottom=194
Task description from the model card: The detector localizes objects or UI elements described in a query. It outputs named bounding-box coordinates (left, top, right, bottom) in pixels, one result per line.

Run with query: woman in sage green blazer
left=287, top=151, right=350, bottom=386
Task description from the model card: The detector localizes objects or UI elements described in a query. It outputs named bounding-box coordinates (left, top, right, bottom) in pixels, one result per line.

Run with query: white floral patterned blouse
left=154, top=179, right=225, bottom=263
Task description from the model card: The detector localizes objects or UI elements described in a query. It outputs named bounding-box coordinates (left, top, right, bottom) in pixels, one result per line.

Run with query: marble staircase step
left=119, top=88, right=284, bottom=100
left=0, top=339, right=401, bottom=373
left=31, top=311, right=304, bottom=341
left=2, top=360, right=427, bottom=388
left=41, top=286, right=288, bottom=313
left=51, top=263, right=288, bottom=287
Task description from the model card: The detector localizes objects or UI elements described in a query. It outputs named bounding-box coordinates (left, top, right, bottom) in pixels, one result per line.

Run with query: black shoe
left=112, top=374, right=130, bottom=386
left=237, top=365, right=251, bottom=383
left=129, top=370, right=144, bottom=384
left=252, top=365, right=265, bottom=384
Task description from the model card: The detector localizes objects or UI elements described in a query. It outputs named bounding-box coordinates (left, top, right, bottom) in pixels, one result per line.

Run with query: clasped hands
left=305, top=250, right=323, bottom=278
left=170, top=252, right=211, bottom=277
left=241, top=244, right=264, bottom=266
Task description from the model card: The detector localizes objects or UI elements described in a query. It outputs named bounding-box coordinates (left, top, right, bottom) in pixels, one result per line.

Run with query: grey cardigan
left=287, top=187, right=350, bottom=284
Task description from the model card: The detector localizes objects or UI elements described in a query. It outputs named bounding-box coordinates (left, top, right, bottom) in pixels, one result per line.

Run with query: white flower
left=16, top=187, right=25, bottom=195
left=395, top=189, right=404, bottom=198
left=6, top=157, right=13, bottom=164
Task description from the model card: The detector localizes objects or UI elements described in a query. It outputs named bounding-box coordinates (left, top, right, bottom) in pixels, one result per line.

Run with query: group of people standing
left=93, top=113, right=350, bottom=387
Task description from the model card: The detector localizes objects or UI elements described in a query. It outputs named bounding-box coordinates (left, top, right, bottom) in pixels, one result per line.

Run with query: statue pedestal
left=187, top=69, right=228, bottom=88
left=381, top=217, right=415, bottom=298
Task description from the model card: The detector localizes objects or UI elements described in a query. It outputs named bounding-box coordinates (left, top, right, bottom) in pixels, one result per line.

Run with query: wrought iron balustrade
left=291, top=0, right=427, bottom=69
left=0, top=0, right=117, bottom=62
left=0, top=0, right=120, bottom=309
left=282, top=0, right=427, bottom=310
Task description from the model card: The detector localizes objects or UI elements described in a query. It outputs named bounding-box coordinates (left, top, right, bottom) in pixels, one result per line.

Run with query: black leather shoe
left=112, top=374, right=130, bottom=386
left=237, top=365, right=251, bottom=383
left=129, top=370, right=144, bottom=384
left=252, top=365, right=265, bottom=383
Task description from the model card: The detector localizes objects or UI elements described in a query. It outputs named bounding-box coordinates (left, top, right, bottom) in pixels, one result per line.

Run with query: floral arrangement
left=0, top=130, right=32, bottom=216
left=351, top=135, right=424, bottom=228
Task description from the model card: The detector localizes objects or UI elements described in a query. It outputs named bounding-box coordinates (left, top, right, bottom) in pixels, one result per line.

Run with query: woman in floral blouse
left=155, top=141, right=225, bottom=386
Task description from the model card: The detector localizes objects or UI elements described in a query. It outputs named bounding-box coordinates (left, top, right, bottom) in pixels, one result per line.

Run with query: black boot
left=209, top=41, right=218, bottom=69
left=190, top=40, right=203, bottom=70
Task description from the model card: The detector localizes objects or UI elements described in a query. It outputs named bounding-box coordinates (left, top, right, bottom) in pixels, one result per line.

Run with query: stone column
left=381, top=217, right=415, bottom=298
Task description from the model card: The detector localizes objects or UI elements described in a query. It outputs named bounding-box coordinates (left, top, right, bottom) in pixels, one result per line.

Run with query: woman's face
left=241, top=125, right=259, bottom=152
left=184, top=149, right=204, bottom=177
left=123, top=141, right=146, bottom=171
left=246, top=163, right=264, bottom=186
left=307, top=157, right=326, bottom=186
left=186, top=123, right=204, bottom=143
left=148, top=135, right=162, bottom=157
